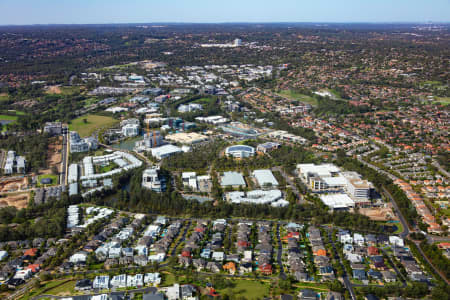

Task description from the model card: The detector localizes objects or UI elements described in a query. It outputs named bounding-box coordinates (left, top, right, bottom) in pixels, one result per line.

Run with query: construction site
left=359, top=205, right=398, bottom=221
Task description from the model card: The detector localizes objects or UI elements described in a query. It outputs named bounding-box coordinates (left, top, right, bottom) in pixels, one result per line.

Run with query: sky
left=0, top=0, right=449, bottom=25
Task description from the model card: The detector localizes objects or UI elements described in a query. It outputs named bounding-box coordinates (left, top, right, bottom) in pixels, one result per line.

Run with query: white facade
left=144, top=273, right=161, bottom=286
left=69, top=252, right=87, bottom=263
left=142, top=167, right=162, bottom=192
left=93, top=276, right=110, bottom=289
left=319, top=193, right=355, bottom=210
left=226, top=189, right=287, bottom=206
left=122, top=124, right=140, bottom=137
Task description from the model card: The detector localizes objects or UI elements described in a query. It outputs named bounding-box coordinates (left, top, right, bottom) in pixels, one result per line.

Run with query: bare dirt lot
left=41, top=136, right=62, bottom=174
left=45, top=85, right=62, bottom=94
left=0, top=177, right=28, bottom=192
left=0, top=192, right=29, bottom=209
left=359, top=205, right=398, bottom=221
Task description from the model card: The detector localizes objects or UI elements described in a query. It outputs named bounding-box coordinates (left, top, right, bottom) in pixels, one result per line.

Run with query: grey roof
left=220, top=171, right=246, bottom=186
left=252, top=169, right=279, bottom=187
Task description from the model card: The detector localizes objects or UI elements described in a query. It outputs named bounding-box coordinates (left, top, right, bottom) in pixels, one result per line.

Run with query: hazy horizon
left=0, top=0, right=449, bottom=26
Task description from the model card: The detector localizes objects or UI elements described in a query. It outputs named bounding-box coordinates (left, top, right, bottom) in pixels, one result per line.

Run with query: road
left=272, top=166, right=305, bottom=204
left=60, top=127, right=68, bottom=185
left=326, top=228, right=356, bottom=300
left=34, top=287, right=156, bottom=300
left=169, top=220, right=191, bottom=257
left=413, top=240, right=449, bottom=285
left=379, top=248, right=407, bottom=287
left=7, top=278, right=36, bottom=300
left=381, top=186, right=411, bottom=239
left=275, top=223, right=286, bottom=279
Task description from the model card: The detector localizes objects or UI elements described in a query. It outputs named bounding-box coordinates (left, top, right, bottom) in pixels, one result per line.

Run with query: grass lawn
left=88, top=262, right=105, bottom=270
left=218, top=279, right=270, bottom=299
left=192, top=97, right=215, bottom=104
left=293, top=282, right=329, bottom=291
left=37, top=174, right=59, bottom=187
left=433, top=97, right=450, bottom=105
left=161, top=272, right=177, bottom=286
left=0, top=114, right=18, bottom=121
left=0, top=93, right=9, bottom=101
left=96, top=162, right=118, bottom=173
left=19, top=279, right=74, bottom=300
left=276, top=90, right=318, bottom=106
left=84, top=97, right=100, bottom=107
left=44, top=280, right=77, bottom=296
left=69, top=114, right=118, bottom=137
left=392, top=222, right=404, bottom=235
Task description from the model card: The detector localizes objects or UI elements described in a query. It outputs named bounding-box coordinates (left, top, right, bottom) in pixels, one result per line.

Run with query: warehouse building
left=319, top=193, right=355, bottom=210
left=151, top=144, right=183, bottom=160
left=220, top=171, right=246, bottom=188
left=68, top=164, right=79, bottom=183
left=252, top=169, right=279, bottom=188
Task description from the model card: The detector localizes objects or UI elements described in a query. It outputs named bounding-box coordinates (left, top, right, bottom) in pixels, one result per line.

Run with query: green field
left=218, top=280, right=270, bottom=299
left=69, top=114, right=118, bottom=137
left=276, top=90, right=318, bottom=106
left=0, top=94, right=9, bottom=101
left=84, top=97, right=100, bottom=107
left=44, top=280, right=77, bottom=296
left=433, top=97, right=450, bottom=105
left=392, top=222, right=404, bottom=235
left=0, top=114, right=18, bottom=121
left=192, top=97, right=215, bottom=104
left=18, top=279, right=76, bottom=300
left=37, top=174, right=59, bottom=187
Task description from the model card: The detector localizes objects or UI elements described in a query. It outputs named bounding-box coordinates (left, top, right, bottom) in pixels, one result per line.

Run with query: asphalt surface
left=379, top=248, right=407, bottom=287
left=60, top=129, right=68, bottom=185
left=169, top=220, right=191, bottom=257
left=413, top=240, right=449, bottom=285
left=272, top=166, right=305, bottom=204
left=275, top=223, right=286, bottom=279
left=327, top=228, right=356, bottom=300
left=381, top=186, right=410, bottom=239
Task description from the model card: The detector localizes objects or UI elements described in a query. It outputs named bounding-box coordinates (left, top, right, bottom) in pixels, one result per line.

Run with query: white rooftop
left=320, top=193, right=355, bottom=209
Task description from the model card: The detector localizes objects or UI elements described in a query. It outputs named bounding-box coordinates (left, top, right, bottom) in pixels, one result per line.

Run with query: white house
left=353, top=233, right=365, bottom=246
left=144, top=273, right=161, bottom=286
left=339, top=233, right=353, bottom=244
left=69, top=252, right=87, bottom=264
left=345, top=253, right=363, bottom=263
left=148, top=253, right=165, bottom=263
left=110, top=274, right=127, bottom=288
left=127, top=274, right=144, bottom=288
left=212, top=251, right=225, bottom=262
left=14, top=269, right=32, bottom=280
left=389, top=236, right=404, bottom=247
left=93, top=276, right=110, bottom=289
left=0, top=250, right=8, bottom=261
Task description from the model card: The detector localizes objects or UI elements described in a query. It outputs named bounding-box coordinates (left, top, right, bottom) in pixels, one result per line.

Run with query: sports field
left=276, top=90, right=318, bottom=106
